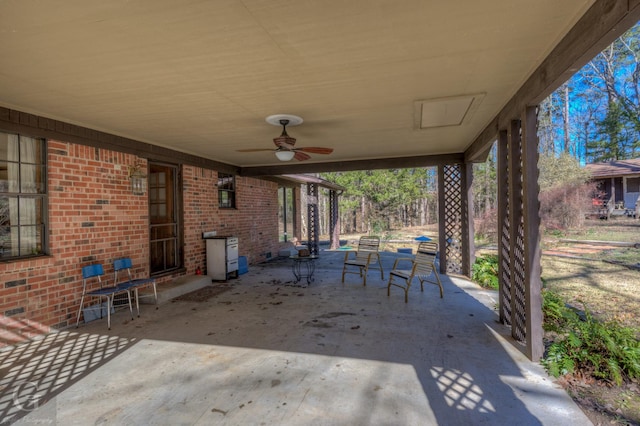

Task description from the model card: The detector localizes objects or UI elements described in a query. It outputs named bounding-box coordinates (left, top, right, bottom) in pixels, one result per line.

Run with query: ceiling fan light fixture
left=275, top=150, right=295, bottom=161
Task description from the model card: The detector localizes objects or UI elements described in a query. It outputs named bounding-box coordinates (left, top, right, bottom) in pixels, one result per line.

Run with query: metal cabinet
left=205, top=236, right=239, bottom=280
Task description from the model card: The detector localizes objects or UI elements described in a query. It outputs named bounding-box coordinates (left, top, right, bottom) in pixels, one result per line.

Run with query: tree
left=321, top=168, right=437, bottom=234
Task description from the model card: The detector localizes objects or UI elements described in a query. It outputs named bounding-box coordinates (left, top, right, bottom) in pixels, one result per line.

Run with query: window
left=628, top=177, right=640, bottom=193
left=0, top=132, right=47, bottom=260
left=218, top=173, right=236, bottom=208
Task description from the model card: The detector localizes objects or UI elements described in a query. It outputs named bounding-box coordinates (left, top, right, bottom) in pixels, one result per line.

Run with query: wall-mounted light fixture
left=128, top=163, right=147, bottom=195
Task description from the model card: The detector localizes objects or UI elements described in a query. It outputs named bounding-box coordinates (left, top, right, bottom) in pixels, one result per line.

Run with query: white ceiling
left=0, top=0, right=594, bottom=167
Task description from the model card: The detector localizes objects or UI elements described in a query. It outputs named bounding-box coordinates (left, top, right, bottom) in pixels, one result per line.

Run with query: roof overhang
left=1, top=1, right=639, bottom=175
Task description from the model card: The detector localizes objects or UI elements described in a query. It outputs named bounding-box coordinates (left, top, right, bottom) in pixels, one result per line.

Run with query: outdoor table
left=290, top=255, right=318, bottom=285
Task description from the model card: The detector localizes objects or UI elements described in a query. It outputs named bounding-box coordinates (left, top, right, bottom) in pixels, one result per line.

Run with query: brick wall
left=1, top=141, right=287, bottom=346
left=182, top=165, right=283, bottom=272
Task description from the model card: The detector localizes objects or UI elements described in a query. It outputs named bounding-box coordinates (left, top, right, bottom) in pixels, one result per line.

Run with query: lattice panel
left=500, top=205, right=512, bottom=325
left=443, top=164, right=463, bottom=274
left=307, top=183, right=319, bottom=255
left=329, top=190, right=339, bottom=249
left=513, top=214, right=527, bottom=342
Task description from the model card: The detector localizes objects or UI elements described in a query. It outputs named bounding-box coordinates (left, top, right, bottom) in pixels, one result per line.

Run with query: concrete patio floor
left=2, top=250, right=590, bottom=425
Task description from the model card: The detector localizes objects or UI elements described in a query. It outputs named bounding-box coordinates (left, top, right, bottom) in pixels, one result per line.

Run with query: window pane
left=19, top=225, right=42, bottom=256
left=19, top=137, right=43, bottom=164
left=19, top=197, right=43, bottom=225
left=0, top=226, right=13, bottom=258
left=0, top=196, right=9, bottom=226
left=0, top=133, right=17, bottom=161
left=0, top=161, right=7, bottom=192
left=20, top=164, right=44, bottom=193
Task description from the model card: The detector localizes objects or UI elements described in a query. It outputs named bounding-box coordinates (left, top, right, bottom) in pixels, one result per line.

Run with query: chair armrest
left=343, top=250, right=356, bottom=261
left=392, top=257, right=413, bottom=269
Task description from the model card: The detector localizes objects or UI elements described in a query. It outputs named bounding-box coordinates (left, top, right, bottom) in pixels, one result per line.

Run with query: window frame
left=217, top=172, right=236, bottom=209
left=627, top=177, right=640, bottom=193
left=0, top=131, right=48, bottom=261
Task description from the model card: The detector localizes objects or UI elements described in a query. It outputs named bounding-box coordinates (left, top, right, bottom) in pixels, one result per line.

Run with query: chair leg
left=362, top=266, right=368, bottom=286
left=106, top=295, right=112, bottom=330
left=134, top=288, right=141, bottom=317
left=404, top=288, right=408, bottom=303
left=126, top=290, right=135, bottom=320
left=434, top=271, right=444, bottom=298
left=152, top=282, right=159, bottom=309
left=76, top=293, right=86, bottom=328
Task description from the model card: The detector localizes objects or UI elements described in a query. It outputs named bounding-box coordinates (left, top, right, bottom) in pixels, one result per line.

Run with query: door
left=624, top=177, right=640, bottom=209
left=149, top=162, right=181, bottom=274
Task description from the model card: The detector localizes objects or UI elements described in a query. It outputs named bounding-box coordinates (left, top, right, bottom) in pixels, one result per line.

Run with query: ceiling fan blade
left=295, top=147, right=333, bottom=154
left=294, top=151, right=311, bottom=161
left=237, top=148, right=274, bottom=152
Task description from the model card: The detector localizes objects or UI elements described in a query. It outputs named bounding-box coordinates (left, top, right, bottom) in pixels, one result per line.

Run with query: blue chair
left=113, top=257, right=158, bottom=316
left=76, top=264, right=134, bottom=329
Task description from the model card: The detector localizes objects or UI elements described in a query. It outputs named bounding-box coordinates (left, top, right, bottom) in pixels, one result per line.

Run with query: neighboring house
left=585, top=158, right=640, bottom=216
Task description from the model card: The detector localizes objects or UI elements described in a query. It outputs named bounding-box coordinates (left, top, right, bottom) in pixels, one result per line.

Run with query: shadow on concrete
left=5, top=250, right=587, bottom=425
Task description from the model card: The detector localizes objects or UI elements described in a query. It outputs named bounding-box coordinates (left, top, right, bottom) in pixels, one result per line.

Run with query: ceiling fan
left=238, top=114, right=334, bottom=161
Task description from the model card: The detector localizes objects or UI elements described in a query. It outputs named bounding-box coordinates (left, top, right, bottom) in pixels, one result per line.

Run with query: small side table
left=290, top=255, right=318, bottom=285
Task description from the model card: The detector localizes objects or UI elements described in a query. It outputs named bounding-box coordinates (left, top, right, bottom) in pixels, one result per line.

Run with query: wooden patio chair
left=387, top=241, right=443, bottom=303
left=76, top=263, right=134, bottom=329
left=341, top=236, right=384, bottom=286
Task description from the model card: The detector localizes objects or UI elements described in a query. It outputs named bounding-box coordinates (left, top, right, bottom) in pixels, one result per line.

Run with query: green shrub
left=471, top=254, right=499, bottom=290
left=541, top=289, right=579, bottom=333
left=541, top=292, right=640, bottom=386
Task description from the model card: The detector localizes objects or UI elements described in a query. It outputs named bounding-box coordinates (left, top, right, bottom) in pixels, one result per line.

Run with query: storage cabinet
left=205, top=237, right=239, bottom=280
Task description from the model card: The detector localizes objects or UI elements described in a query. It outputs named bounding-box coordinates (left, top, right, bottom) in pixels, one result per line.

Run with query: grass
left=557, top=219, right=640, bottom=243
left=530, top=219, right=640, bottom=424
left=349, top=219, right=640, bottom=424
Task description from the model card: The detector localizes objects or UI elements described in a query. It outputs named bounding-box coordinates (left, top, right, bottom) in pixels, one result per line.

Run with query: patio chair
left=113, top=257, right=158, bottom=316
left=341, top=236, right=384, bottom=286
left=387, top=241, right=443, bottom=303
left=76, top=263, right=134, bottom=329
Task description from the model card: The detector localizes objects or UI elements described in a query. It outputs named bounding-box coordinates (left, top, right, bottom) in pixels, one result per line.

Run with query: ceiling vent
left=414, top=93, right=485, bottom=129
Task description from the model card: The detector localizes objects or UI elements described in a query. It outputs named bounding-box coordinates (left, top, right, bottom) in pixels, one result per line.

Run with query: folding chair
left=113, top=257, right=158, bottom=316
left=387, top=241, right=443, bottom=303
left=341, top=236, right=384, bottom=286
left=76, top=264, right=134, bottom=329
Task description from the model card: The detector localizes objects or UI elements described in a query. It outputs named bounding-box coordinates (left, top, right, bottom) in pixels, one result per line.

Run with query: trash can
left=238, top=256, right=248, bottom=275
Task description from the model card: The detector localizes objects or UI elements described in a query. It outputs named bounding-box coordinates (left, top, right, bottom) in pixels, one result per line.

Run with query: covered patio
left=4, top=250, right=589, bottom=425
left=2, top=1, right=640, bottom=423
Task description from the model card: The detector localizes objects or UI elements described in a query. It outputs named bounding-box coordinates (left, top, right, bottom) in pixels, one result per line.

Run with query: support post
left=437, top=165, right=447, bottom=274
left=329, top=190, right=340, bottom=250
left=307, top=183, right=319, bottom=255
left=462, top=162, right=475, bottom=276
left=497, top=130, right=511, bottom=325
left=522, top=106, right=543, bottom=361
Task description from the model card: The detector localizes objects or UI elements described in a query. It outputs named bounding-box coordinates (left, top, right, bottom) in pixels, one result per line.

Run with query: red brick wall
left=1, top=141, right=286, bottom=346
left=182, top=166, right=283, bottom=272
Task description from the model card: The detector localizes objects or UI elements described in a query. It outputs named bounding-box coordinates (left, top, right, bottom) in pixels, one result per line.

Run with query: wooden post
left=522, top=106, right=544, bottom=361
left=462, top=162, right=475, bottom=276
left=437, top=165, right=447, bottom=274
left=329, top=190, right=340, bottom=249
left=497, top=130, right=510, bottom=325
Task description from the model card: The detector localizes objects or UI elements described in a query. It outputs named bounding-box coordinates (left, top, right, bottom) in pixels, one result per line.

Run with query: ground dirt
left=338, top=219, right=640, bottom=425
left=539, top=219, right=640, bottom=425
